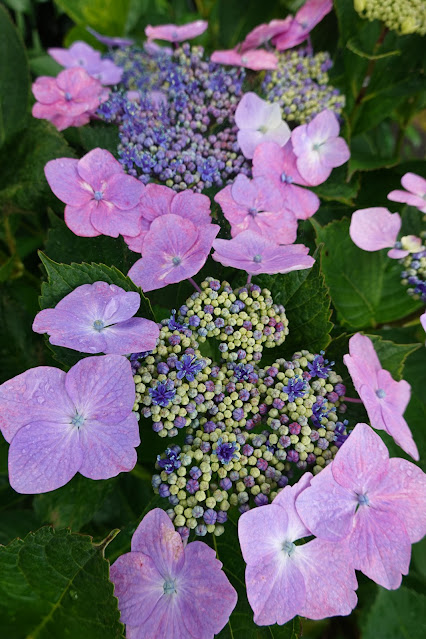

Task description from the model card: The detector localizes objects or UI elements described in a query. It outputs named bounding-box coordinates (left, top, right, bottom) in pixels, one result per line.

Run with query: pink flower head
left=32, top=282, right=159, bottom=355
left=110, top=508, right=237, bottom=638
left=252, top=141, right=320, bottom=219
left=145, top=20, right=208, bottom=43
left=212, top=230, right=314, bottom=275
left=215, top=174, right=298, bottom=244
left=343, top=333, right=418, bottom=460
left=123, top=184, right=211, bottom=253
left=240, top=18, right=292, bottom=51
left=296, top=423, right=426, bottom=589
left=238, top=474, right=358, bottom=625
left=0, top=355, right=139, bottom=494
left=235, top=92, right=290, bottom=159
left=210, top=48, right=278, bottom=71
left=32, top=67, right=109, bottom=131
left=350, top=207, right=402, bottom=253
left=86, top=27, right=134, bottom=48
left=388, top=172, right=426, bottom=213
left=128, top=214, right=219, bottom=292
left=291, top=110, right=350, bottom=186
left=273, top=0, right=333, bottom=50
left=48, top=41, right=123, bottom=85
left=44, top=148, right=144, bottom=238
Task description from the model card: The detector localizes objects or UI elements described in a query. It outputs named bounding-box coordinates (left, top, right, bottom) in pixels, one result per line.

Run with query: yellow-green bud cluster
left=354, top=0, right=426, bottom=35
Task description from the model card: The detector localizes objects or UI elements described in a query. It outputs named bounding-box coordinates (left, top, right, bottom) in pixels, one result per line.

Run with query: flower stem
left=188, top=277, right=202, bottom=293
left=246, top=273, right=252, bottom=286
left=342, top=396, right=363, bottom=404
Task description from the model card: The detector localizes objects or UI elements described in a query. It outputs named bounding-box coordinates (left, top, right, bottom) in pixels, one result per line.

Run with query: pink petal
left=307, top=109, right=340, bottom=143
left=44, top=158, right=92, bottom=206
left=239, top=49, right=279, bottom=71
left=128, top=595, right=188, bottom=639
left=252, top=141, right=286, bottom=183
left=388, top=248, right=409, bottom=259
left=140, top=184, right=174, bottom=223
left=123, top=225, right=149, bottom=253
left=8, top=420, right=82, bottom=494
left=377, top=369, right=411, bottom=415
left=170, top=190, right=211, bottom=226
left=239, top=503, right=290, bottom=566
left=90, top=200, right=141, bottom=238
left=55, top=282, right=140, bottom=324
left=65, top=355, right=135, bottom=424
left=145, top=20, right=207, bottom=43
left=131, top=509, right=184, bottom=575
left=380, top=404, right=419, bottom=461
left=296, top=152, right=331, bottom=186
left=78, top=413, right=139, bottom=479
left=103, top=173, right=144, bottom=210
left=349, top=208, right=401, bottom=251
left=349, top=506, right=411, bottom=589
left=102, top=318, right=160, bottom=354
left=358, top=384, right=385, bottom=431
left=272, top=473, right=313, bottom=539
left=344, top=333, right=382, bottom=390
left=64, top=202, right=101, bottom=237
left=237, top=129, right=266, bottom=159
left=421, top=311, right=426, bottom=332
left=211, top=50, right=244, bottom=66
left=110, top=552, right=163, bottom=627
left=295, top=464, right=356, bottom=541
left=241, top=18, right=292, bottom=51
left=32, top=308, right=108, bottom=354
left=0, top=367, right=72, bottom=443
left=401, top=172, right=426, bottom=197
left=321, top=136, right=350, bottom=168
left=280, top=183, right=320, bottom=219
left=32, top=76, right=61, bottom=104
left=235, top=92, right=271, bottom=130
left=77, top=148, right=122, bottom=189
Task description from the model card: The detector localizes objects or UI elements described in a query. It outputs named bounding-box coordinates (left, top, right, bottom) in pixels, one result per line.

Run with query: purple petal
left=77, top=148, right=122, bottom=189
left=239, top=503, right=289, bottom=566
left=64, top=202, right=101, bottom=237
left=170, top=190, right=211, bottom=226
left=90, top=200, right=141, bottom=238
left=127, top=595, right=188, bottom=639
left=131, top=508, right=184, bottom=576
left=44, top=158, right=92, bottom=206
left=140, top=183, right=175, bottom=222
left=102, top=318, right=160, bottom=354
left=350, top=208, right=401, bottom=251
left=8, top=420, right=82, bottom=494
left=0, top=367, right=72, bottom=443
left=33, top=308, right=108, bottom=354
left=103, top=173, right=144, bottom=210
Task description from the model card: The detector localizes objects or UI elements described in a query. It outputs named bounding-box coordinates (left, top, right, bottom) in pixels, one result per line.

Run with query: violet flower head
left=240, top=18, right=292, bottom=51
left=215, top=438, right=239, bottom=464
left=210, top=48, right=278, bottom=71
left=350, top=207, right=402, bottom=254
left=0, top=355, right=139, bottom=494
left=343, top=333, right=418, bottom=460
left=282, top=376, right=307, bottom=401
left=296, top=423, right=426, bottom=590
left=291, top=109, right=350, bottom=186
left=44, top=147, right=144, bottom=238
left=157, top=448, right=181, bottom=474
left=48, top=41, right=123, bottom=85
left=235, top=92, right=291, bottom=159
left=127, top=214, right=219, bottom=292
left=145, top=20, right=208, bottom=43
left=175, top=354, right=205, bottom=382
left=110, top=509, right=237, bottom=638
left=214, top=174, right=298, bottom=245
left=149, top=380, right=176, bottom=407
left=32, top=281, right=159, bottom=355
left=307, top=351, right=334, bottom=379
left=273, top=0, right=333, bottom=50
left=32, top=67, right=109, bottom=131
left=388, top=172, right=426, bottom=213
left=252, top=141, right=320, bottom=220
left=123, top=184, right=212, bottom=253
left=212, top=230, right=315, bottom=275
left=238, top=473, right=358, bottom=626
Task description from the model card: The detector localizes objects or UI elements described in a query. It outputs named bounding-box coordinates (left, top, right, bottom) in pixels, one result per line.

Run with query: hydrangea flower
left=214, top=174, right=298, bottom=244
left=0, top=355, right=139, bottom=494
left=123, top=184, right=212, bottom=253
left=128, top=214, right=219, bottom=291
left=343, top=333, right=418, bottom=460
left=388, top=172, right=426, bottom=213
left=212, top=230, right=315, bottom=274
left=235, top=92, right=290, bottom=159
left=291, top=110, right=350, bottom=186
left=240, top=18, right=292, bottom=51
left=110, top=508, right=237, bottom=638
left=32, top=67, right=109, bottom=131
left=349, top=207, right=402, bottom=253
left=32, top=281, right=159, bottom=354
left=175, top=354, right=205, bottom=381
left=210, top=49, right=278, bottom=71
left=273, top=0, right=333, bottom=50
left=44, top=147, right=144, bottom=238
left=238, top=473, right=358, bottom=626
left=252, top=141, right=320, bottom=219
left=296, top=423, right=426, bottom=589
left=145, top=20, right=208, bottom=43
left=48, top=41, right=123, bottom=85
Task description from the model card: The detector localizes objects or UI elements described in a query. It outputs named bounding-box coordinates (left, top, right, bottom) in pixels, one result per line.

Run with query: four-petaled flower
left=175, top=354, right=205, bottom=382
left=48, top=41, right=123, bottom=85
left=388, top=172, right=426, bottom=213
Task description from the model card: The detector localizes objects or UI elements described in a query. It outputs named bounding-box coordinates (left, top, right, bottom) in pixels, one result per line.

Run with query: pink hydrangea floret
left=215, top=174, right=298, bottom=244
left=235, top=92, right=290, bottom=159
left=210, top=48, right=278, bottom=71
left=291, top=110, right=350, bottom=186
left=110, top=509, right=237, bottom=638
left=145, top=20, right=208, bottom=43
left=296, top=423, right=426, bottom=589
left=48, top=41, right=123, bottom=85
left=44, top=147, right=144, bottom=238
left=350, top=207, right=401, bottom=253
left=343, top=333, right=418, bottom=460
left=239, top=473, right=358, bottom=625
left=240, top=18, right=292, bottom=51
left=212, top=230, right=315, bottom=274
left=32, top=282, right=160, bottom=355
left=273, top=0, right=333, bottom=50
left=388, top=172, right=426, bottom=213
left=32, top=67, right=109, bottom=131
left=0, top=355, right=140, bottom=494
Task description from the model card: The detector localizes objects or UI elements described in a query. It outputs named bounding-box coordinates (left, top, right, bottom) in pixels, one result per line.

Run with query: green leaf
left=0, top=527, right=125, bottom=639
left=366, top=335, right=420, bottom=381
left=214, top=511, right=301, bottom=638
left=313, top=218, right=423, bottom=329
left=311, top=166, right=360, bottom=206
left=0, top=510, right=41, bottom=546
left=255, top=246, right=333, bottom=357
left=361, top=586, right=426, bottom=639
left=33, top=475, right=115, bottom=532
left=38, top=252, right=154, bottom=367
left=54, top=0, right=131, bottom=36
left=0, top=5, right=29, bottom=147
left=346, top=37, right=400, bottom=60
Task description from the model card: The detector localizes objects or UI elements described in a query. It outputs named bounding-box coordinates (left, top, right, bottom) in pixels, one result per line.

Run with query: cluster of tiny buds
left=354, top=0, right=426, bottom=35
left=262, top=47, right=345, bottom=124
left=398, top=239, right=426, bottom=303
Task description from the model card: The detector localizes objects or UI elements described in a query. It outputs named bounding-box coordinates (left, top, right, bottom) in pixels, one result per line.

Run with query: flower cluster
left=354, top=0, right=426, bottom=36
left=98, top=43, right=250, bottom=191
left=262, top=48, right=345, bottom=124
